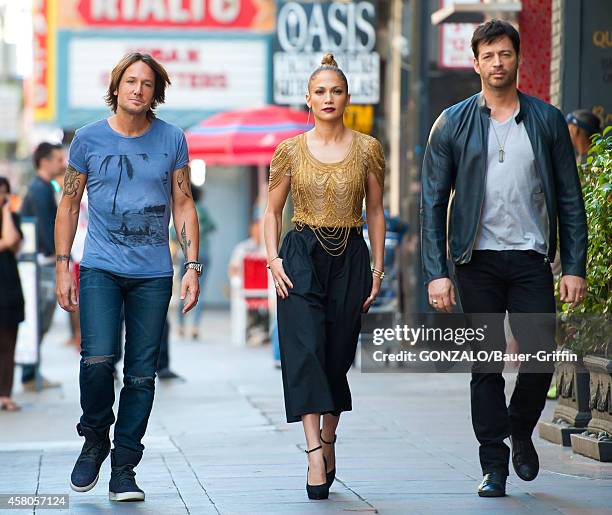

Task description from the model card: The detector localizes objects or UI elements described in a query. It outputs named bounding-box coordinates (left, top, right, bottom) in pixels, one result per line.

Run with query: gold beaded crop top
left=268, top=131, right=385, bottom=254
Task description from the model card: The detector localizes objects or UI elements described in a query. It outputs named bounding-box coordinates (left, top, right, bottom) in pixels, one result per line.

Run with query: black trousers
left=455, top=250, right=556, bottom=475
left=277, top=226, right=372, bottom=423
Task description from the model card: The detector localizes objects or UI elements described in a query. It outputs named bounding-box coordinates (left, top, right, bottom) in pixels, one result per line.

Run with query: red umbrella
left=185, top=105, right=313, bottom=165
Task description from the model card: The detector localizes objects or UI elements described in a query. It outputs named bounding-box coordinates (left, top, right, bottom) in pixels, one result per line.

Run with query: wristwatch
left=184, top=261, right=203, bottom=277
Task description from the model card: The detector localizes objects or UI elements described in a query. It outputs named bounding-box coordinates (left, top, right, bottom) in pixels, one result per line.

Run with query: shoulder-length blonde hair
left=104, top=52, right=171, bottom=121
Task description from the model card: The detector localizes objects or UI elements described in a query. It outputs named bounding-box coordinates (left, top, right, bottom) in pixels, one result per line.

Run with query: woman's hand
left=270, top=258, right=294, bottom=299
left=362, top=274, right=381, bottom=312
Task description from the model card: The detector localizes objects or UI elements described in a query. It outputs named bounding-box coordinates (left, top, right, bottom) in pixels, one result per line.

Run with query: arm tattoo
left=176, top=165, right=192, bottom=198
left=63, top=165, right=82, bottom=198
left=180, top=222, right=191, bottom=257
left=56, top=254, right=70, bottom=269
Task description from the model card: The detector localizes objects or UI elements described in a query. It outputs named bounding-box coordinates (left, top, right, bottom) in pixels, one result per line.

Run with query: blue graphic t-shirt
left=69, top=118, right=189, bottom=278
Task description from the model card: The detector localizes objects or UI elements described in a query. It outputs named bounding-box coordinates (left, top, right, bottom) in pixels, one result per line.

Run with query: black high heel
left=320, top=430, right=337, bottom=487
left=305, top=445, right=329, bottom=500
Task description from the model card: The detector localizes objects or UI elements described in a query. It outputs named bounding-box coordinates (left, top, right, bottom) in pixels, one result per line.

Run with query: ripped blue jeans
left=78, top=267, right=172, bottom=456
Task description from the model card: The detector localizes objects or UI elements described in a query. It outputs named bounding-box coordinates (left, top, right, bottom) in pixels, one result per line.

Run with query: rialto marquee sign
left=49, top=0, right=275, bottom=128
left=273, top=1, right=380, bottom=105
left=60, top=0, right=275, bottom=30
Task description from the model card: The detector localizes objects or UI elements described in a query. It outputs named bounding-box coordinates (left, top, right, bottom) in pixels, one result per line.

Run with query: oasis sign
left=273, top=1, right=379, bottom=105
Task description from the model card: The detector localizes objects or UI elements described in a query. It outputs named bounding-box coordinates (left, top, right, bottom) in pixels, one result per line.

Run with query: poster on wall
left=438, top=0, right=479, bottom=69
left=33, top=0, right=57, bottom=121
left=273, top=1, right=379, bottom=105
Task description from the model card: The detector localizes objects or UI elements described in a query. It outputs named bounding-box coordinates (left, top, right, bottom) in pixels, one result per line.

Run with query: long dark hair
left=0, top=176, right=10, bottom=194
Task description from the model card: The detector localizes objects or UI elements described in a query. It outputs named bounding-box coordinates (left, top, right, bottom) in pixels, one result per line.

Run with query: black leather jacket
left=420, top=90, right=587, bottom=284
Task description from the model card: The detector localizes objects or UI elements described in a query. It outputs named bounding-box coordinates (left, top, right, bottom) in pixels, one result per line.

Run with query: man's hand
left=559, top=275, right=587, bottom=308
left=56, top=267, right=78, bottom=312
left=180, top=269, right=200, bottom=314
left=427, top=277, right=456, bottom=313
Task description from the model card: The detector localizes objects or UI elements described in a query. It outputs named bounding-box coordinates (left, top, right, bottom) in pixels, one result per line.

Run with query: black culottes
left=277, top=226, right=372, bottom=423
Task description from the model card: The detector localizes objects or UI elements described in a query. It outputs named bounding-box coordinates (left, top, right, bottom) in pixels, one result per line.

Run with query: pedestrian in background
left=228, top=217, right=269, bottom=346
left=20, top=142, right=65, bottom=391
left=55, top=52, right=201, bottom=502
left=0, top=177, right=24, bottom=412
left=566, top=109, right=602, bottom=165
left=421, top=20, right=587, bottom=497
left=264, top=53, right=386, bottom=500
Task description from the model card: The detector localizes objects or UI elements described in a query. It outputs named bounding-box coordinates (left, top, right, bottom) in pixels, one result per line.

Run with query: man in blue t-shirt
left=55, top=52, right=202, bottom=502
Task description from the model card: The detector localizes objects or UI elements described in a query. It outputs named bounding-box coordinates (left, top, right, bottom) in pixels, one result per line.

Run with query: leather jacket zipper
left=465, top=173, right=487, bottom=264
left=532, top=159, right=551, bottom=257
left=525, top=116, right=550, bottom=258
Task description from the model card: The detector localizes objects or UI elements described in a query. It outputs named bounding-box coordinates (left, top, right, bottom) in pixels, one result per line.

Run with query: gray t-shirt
left=474, top=111, right=548, bottom=254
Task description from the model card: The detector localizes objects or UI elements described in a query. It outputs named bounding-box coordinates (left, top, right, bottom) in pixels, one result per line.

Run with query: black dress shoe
left=478, top=472, right=507, bottom=497
left=511, top=436, right=539, bottom=481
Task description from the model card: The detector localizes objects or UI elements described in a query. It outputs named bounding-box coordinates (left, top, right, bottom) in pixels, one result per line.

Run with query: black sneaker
left=109, top=450, right=145, bottom=502
left=70, top=424, right=110, bottom=492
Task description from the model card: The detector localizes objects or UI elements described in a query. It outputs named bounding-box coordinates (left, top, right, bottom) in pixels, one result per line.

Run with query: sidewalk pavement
left=1, top=309, right=611, bottom=515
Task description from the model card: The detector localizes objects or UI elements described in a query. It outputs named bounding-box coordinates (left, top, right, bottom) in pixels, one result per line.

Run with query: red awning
left=185, top=105, right=313, bottom=165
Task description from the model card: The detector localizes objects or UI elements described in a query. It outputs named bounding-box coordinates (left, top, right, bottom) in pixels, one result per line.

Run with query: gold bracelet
left=371, top=268, right=385, bottom=280
left=266, top=256, right=281, bottom=270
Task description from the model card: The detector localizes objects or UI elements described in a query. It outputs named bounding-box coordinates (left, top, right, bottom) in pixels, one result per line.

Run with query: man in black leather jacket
left=420, top=20, right=587, bottom=497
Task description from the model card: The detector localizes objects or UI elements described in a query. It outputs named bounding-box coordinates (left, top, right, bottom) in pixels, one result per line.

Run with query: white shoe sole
left=109, top=491, right=145, bottom=502
left=70, top=473, right=99, bottom=492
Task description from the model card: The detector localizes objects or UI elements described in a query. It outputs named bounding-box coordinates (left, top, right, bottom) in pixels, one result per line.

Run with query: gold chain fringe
left=269, top=132, right=385, bottom=257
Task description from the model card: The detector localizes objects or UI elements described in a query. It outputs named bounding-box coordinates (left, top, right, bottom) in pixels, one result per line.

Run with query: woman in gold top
left=264, top=54, right=386, bottom=500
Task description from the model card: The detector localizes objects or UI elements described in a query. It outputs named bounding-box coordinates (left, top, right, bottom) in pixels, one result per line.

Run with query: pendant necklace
left=490, top=102, right=518, bottom=163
